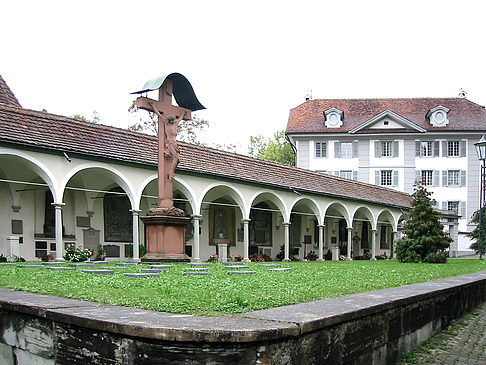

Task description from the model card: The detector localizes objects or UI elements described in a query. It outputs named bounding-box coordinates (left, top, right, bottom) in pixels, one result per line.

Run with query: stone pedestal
left=141, top=208, right=190, bottom=262
left=217, top=244, right=228, bottom=262
left=7, top=236, right=20, bottom=261
left=331, top=246, right=340, bottom=261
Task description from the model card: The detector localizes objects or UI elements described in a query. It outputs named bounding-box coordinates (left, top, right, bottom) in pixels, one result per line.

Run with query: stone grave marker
left=124, top=273, right=159, bottom=278
left=268, top=268, right=292, bottom=271
left=82, top=269, right=114, bottom=275
left=225, top=265, right=249, bottom=270
left=70, top=263, right=95, bottom=267
left=229, top=271, right=256, bottom=275
left=148, top=265, right=172, bottom=269
left=46, top=267, right=76, bottom=271
left=183, top=267, right=208, bottom=271
left=183, top=272, right=210, bottom=275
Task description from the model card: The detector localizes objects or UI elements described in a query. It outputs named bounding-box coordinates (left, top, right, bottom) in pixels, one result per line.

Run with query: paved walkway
left=398, top=301, right=486, bottom=364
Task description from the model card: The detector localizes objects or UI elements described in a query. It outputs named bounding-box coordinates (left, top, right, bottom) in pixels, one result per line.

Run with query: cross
left=135, top=79, right=192, bottom=208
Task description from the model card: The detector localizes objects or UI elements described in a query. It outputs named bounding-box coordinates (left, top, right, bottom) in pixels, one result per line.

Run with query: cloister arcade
left=0, top=146, right=404, bottom=262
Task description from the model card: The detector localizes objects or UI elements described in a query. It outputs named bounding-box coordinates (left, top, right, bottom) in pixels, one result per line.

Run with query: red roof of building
left=0, top=75, right=21, bottom=108
left=0, top=103, right=411, bottom=209
left=286, top=98, right=486, bottom=134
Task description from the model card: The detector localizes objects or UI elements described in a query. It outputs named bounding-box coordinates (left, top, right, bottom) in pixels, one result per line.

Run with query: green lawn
left=1, top=259, right=485, bottom=316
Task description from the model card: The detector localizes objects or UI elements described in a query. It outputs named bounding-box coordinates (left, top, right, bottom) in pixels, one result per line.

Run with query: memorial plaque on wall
left=11, top=220, right=23, bottom=234
left=76, top=216, right=91, bottom=228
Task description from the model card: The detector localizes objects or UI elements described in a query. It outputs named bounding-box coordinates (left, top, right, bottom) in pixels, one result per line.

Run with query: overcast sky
left=1, top=1, right=485, bottom=153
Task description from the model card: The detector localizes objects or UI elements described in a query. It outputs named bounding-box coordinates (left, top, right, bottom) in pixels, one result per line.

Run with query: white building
left=286, top=97, right=486, bottom=255
left=0, top=75, right=413, bottom=262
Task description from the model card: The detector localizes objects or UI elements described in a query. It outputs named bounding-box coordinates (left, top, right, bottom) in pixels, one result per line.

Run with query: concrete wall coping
left=1, top=270, right=485, bottom=343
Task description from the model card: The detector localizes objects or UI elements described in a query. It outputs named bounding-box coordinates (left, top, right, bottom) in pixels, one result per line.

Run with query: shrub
left=40, top=254, right=54, bottom=262
left=13, top=255, right=26, bottom=262
left=0, top=254, right=7, bottom=262
left=64, top=246, right=92, bottom=262
left=375, top=254, right=387, bottom=260
left=324, top=249, right=332, bottom=261
left=306, top=251, right=318, bottom=260
left=233, top=254, right=244, bottom=262
left=207, top=254, right=218, bottom=262
left=423, top=251, right=448, bottom=263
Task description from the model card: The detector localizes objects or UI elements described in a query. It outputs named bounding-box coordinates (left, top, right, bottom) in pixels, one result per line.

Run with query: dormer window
left=324, top=107, right=343, bottom=128
left=427, top=105, right=450, bottom=127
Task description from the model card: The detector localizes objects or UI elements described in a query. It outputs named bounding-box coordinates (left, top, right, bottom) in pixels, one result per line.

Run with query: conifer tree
left=466, top=207, right=486, bottom=254
left=396, top=183, right=452, bottom=263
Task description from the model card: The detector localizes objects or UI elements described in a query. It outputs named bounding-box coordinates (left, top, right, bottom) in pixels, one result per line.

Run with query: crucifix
left=135, top=80, right=191, bottom=209
left=131, top=73, right=205, bottom=261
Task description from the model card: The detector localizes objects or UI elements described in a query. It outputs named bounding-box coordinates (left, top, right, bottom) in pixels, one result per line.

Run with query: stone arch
left=289, top=197, right=323, bottom=225
left=248, top=190, right=288, bottom=220
left=352, top=206, right=376, bottom=230
left=0, top=149, right=59, bottom=202
left=199, top=183, right=246, bottom=218
left=323, top=202, right=351, bottom=227
left=60, top=163, right=137, bottom=209
left=137, top=174, right=197, bottom=216
left=377, top=209, right=397, bottom=230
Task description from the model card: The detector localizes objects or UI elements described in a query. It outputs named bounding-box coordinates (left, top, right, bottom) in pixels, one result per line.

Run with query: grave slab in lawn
left=148, top=265, right=172, bottom=269
left=268, top=268, right=292, bottom=271
left=116, top=262, right=138, bottom=266
left=225, top=265, right=249, bottom=270
left=124, top=273, right=159, bottom=277
left=141, top=269, right=165, bottom=273
left=46, top=267, right=76, bottom=271
left=17, top=265, right=43, bottom=269
left=71, top=263, right=95, bottom=267
left=183, top=272, right=211, bottom=275
left=229, top=271, right=256, bottom=275
left=259, top=264, right=281, bottom=267
left=42, top=262, right=65, bottom=265
left=82, top=269, right=114, bottom=275
left=0, top=263, right=17, bottom=266
left=183, top=267, right=208, bottom=271
left=187, top=263, right=210, bottom=266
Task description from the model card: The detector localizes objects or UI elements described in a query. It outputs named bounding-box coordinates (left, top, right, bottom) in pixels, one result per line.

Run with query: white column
left=242, top=219, right=251, bottom=262
left=346, top=227, right=353, bottom=261
left=371, top=229, right=377, bottom=260
left=391, top=231, right=397, bottom=259
left=52, top=203, right=65, bottom=261
left=131, top=209, right=141, bottom=261
left=192, top=215, right=202, bottom=262
left=283, top=222, right=291, bottom=261
left=317, top=224, right=325, bottom=261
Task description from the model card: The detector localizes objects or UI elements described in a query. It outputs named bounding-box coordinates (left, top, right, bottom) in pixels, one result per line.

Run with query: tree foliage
left=396, top=183, right=452, bottom=263
left=248, top=131, right=295, bottom=166
left=128, top=100, right=209, bottom=144
left=466, top=207, right=486, bottom=254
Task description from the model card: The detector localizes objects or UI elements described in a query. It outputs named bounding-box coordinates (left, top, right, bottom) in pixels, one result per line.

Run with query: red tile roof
left=0, top=104, right=411, bottom=210
left=286, top=98, right=486, bottom=134
left=0, top=75, right=21, bottom=108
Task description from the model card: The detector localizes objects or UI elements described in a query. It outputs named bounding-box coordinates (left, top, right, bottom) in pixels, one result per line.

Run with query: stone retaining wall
left=1, top=270, right=485, bottom=364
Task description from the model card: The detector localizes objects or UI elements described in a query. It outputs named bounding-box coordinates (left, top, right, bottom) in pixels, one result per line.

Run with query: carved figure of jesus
left=150, top=102, right=184, bottom=180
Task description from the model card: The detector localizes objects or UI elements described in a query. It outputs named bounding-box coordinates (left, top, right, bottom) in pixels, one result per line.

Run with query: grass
left=0, top=259, right=485, bottom=316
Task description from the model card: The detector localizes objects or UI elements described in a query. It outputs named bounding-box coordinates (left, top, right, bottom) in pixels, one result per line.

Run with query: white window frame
left=315, top=142, right=327, bottom=158
left=448, top=141, right=460, bottom=157
left=421, top=141, right=433, bottom=157
left=421, top=170, right=433, bottom=186
left=447, top=170, right=460, bottom=186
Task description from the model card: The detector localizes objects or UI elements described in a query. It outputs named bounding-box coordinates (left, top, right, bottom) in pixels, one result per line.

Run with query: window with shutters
left=448, top=141, right=460, bottom=157
left=421, top=141, right=433, bottom=157
left=421, top=170, right=433, bottom=186
left=340, top=142, right=353, bottom=158
left=382, top=141, right=392, bottom=157
left=381, top=170, right=392, bottom=186
left=315, top=142, right=327, bottom=158
left=447, top=170, right=460, bottom=186
left=447, top=201, right=459, bottom=213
